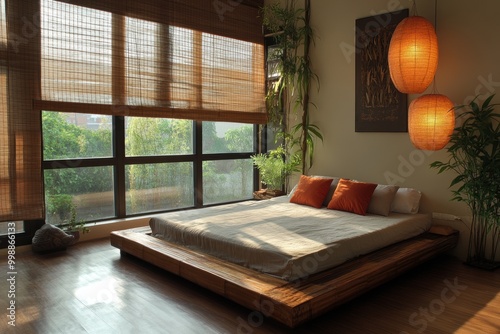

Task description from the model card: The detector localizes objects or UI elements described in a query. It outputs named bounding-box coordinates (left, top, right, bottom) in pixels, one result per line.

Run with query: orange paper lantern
left=388, top=16, right=438, bottom=94
left=408, top=94, right=455, bottom=150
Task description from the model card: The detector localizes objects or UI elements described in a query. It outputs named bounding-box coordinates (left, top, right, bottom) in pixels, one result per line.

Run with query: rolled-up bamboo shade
left=408, top=94, right=455, bottom=151
left=38, top=0, right=266, bottom=124
left=0, top=0, right=44, bottom=222
left=388, top=16, right=438, bottom=94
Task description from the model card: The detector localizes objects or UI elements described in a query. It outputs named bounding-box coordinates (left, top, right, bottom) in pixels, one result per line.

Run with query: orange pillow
left=327, top=179, right=377, bottom=215
left=289, top=175, right=333, bottom=208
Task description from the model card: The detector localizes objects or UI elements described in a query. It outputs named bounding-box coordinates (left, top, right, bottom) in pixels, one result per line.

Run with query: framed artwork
left=355, top=9, right=409, bottom=132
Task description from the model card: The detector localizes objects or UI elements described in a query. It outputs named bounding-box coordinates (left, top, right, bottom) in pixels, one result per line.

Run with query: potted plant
left=251, top=145, right=300, bottom=198
left=47, top=194, right=90, bottom=241
left=262, top=0, right=322, bottom=176
left=59, top=204, right=90, bottom=241
left=431, top=94, right=499, bottom=269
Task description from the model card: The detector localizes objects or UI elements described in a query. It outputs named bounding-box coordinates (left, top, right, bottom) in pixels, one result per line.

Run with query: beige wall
left=272, top=0, right=500, bottom=259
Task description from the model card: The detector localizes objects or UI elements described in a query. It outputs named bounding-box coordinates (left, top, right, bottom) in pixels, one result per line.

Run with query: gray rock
left=32, top=224, right=76, bottom=253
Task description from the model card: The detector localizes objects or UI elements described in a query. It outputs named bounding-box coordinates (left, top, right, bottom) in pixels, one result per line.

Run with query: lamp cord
left=432, top=0, right=439, bottom=94
left=434, top=0, right=438, bottom=29
left=411, top=0, right=418, bottom=16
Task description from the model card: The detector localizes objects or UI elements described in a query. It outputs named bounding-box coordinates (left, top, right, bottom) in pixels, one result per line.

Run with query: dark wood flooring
left=1, top=238, right=499, bottom=334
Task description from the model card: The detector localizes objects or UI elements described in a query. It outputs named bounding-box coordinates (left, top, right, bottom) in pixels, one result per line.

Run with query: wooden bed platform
left=110, top=226, right=458, bottom=328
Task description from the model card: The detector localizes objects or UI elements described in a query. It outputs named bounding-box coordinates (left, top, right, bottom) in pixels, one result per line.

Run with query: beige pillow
left=309, top=175, right=341, bottom=206
left=367, top=184, right=400, bottom=216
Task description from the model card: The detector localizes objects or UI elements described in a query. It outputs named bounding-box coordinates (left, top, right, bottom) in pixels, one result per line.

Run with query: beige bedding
left=149, top=196, right=431, bottom=281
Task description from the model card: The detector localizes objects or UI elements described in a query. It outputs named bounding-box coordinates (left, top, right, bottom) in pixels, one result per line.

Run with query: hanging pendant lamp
left=408, top=94, right=455, bottom=150
left=388, top=16, right=438, bottom=94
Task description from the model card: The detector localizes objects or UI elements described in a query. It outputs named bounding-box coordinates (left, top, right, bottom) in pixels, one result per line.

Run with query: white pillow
left=391, top=187, right=422, bottom=214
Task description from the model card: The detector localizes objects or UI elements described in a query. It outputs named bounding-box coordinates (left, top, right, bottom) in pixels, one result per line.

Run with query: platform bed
left=110, top=226, right=458, bottom=328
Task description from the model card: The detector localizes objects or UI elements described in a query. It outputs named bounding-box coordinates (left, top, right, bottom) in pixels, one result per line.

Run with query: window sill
left=76, top=216, right=150, bottom=243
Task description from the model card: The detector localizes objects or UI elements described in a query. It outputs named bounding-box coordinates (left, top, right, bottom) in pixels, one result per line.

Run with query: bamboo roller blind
left=37, top=0, right=266, bottom=123
left=0, top=0, right=265, bottom=222
left=0, top=0, right=44, bottom=222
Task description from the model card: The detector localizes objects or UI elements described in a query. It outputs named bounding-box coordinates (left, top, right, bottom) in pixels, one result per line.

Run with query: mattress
left=149, top=196, right=431, bottom=281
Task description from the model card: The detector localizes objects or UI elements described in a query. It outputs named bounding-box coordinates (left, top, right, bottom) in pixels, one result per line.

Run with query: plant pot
left=253, top=189, right=285, bottom=200
left=265, top=189, right=285, bottom=197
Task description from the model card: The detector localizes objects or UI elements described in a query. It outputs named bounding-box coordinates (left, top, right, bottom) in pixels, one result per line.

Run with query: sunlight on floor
left=455, top=291, right=500, bottom=333
left=73, top=276, right=125, bottom=307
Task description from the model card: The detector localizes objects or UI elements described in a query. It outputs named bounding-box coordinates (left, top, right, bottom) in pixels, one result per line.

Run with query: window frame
left=41, top=116, right=259, bottom=222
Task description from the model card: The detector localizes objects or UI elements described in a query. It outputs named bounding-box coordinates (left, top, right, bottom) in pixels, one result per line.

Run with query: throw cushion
left=289, top=175, right=334, bottom=208
left=367, top=184, right=400, bottom=216
left=327, top=178, right=377, bottom=215
left=391, top=187, right=422, bottom=214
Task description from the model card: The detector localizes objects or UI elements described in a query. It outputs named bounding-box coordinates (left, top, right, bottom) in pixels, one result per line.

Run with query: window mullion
left=114, top=116, right=126, bottom=218
left=194, top=120, right=203, bottom=208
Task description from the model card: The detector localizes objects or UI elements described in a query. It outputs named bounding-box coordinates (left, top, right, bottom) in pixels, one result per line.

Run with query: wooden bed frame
left=110, top=226, right=458, bottom=328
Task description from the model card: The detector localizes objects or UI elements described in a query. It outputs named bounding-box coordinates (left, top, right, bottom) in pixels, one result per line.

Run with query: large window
left=42, top=112, right=257, bottom=223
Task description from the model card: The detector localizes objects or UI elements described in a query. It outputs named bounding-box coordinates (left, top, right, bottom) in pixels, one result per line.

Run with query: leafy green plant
left=431, top=94, right=499, bottom=268
left=60, top=205, right=90, bottom=234
left=251, top=145, right=300, bottom=191
left=262, top=0, right=322, bottom=175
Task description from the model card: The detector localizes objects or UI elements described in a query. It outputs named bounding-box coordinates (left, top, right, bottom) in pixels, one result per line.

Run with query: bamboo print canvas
left=355, top=9, right=409, bottom=132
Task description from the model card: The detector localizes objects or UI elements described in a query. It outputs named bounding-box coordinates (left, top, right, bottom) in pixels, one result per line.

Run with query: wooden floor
left=1, top=238, right=499, bottom=334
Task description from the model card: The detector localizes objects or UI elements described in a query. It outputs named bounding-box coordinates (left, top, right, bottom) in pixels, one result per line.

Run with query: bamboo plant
left=431, top=94, right=500, bottom=269
left=262, top=0, right=322, bottom=176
